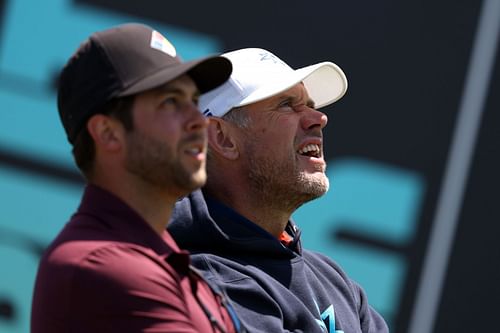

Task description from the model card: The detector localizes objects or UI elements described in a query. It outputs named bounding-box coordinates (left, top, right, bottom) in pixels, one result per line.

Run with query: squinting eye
left=278, top=100, right=293, bottom=108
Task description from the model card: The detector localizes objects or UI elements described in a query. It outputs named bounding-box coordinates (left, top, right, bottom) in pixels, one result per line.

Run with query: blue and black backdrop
left=1, top=0, right=498, bottom=332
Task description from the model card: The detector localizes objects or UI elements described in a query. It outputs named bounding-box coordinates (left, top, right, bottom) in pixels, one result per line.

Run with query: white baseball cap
left=199, top=48, right=348, bottom=117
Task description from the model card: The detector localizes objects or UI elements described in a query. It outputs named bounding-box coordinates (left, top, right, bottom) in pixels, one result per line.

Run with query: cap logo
left=202, top=108, right=213, bottom=117
left=150, top=30, right=177, bottom=57
left=258, top=51, right=287, bottom=67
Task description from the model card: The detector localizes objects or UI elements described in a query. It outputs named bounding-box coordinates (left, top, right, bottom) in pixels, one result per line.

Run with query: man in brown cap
left=31, top=23, right=242, bottom=333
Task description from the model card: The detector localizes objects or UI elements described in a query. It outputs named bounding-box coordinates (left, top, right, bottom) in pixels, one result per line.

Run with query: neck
left=204, top=182, right=291, bottom=238
left=91, top=174, right=178, bottom=235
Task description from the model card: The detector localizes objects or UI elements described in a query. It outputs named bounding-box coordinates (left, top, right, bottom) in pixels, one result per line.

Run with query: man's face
left=234, top=83, right=329, bottom=211
left=124, top=75, right=208, bottom=196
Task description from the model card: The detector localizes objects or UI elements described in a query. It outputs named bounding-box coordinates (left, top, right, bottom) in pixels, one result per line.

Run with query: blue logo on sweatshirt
left=314, top=300, right=344, bottom=333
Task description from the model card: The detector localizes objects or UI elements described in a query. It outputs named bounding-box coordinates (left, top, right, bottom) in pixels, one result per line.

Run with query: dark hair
left=72, top=96, right=135, bottom=177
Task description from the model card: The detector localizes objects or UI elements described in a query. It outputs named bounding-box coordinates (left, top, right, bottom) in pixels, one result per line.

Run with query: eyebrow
left=153, top=84, right=200, bottom=98
left=276, top=94, right=315, bottom=108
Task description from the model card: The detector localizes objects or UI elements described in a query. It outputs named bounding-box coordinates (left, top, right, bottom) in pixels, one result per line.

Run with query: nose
left=301, top=106, right=328, bottom=130
left=185, top=102, right=209, bottom=132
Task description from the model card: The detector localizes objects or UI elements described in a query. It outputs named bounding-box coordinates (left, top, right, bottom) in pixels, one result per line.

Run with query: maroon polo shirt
left=31, top=184, right=236, bottom=333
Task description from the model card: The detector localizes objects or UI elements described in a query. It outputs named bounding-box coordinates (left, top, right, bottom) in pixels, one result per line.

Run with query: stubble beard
left=124, top=130, right=206, bottom=194
left=245, top=143, right=329, bottom=214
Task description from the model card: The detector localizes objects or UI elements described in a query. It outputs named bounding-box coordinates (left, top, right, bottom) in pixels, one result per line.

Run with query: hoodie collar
left=169, top=189, right=302, bottom=256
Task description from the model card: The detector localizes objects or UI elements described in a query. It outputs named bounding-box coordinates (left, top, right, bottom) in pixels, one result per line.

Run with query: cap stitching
left=91, top=35, right=125, bottom=96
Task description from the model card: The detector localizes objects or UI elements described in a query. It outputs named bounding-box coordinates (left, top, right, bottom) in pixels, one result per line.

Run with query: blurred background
left=0, top=0, right=499, bottom=332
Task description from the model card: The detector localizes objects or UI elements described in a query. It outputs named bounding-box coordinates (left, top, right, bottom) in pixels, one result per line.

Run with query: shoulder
left=190, top=253, right=253, bottom=284
left=40, top=238, right=182, bottom=297
left=33, top=241, right=184, bottom=328
left=303, top=249, right=351, bottom=278
left=81, top=243, right=181, bottom=289
left=41, top=211, right=181, bottom=284
left=302, top=249, right=365, bottom=302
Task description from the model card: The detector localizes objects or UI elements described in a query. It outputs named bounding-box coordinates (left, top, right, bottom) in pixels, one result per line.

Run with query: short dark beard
left=124, top=130, right=204, bottom=193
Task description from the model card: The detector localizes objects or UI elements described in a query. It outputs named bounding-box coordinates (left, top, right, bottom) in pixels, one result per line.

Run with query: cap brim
left=238, top=62, right=347, bottom=109
left=118, top=55, right=232, bottom=97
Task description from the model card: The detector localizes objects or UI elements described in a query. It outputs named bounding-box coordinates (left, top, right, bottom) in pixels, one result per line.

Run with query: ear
left=207, top=118, right=239, bottom=160
left=86, top=114, right=124, bottom=153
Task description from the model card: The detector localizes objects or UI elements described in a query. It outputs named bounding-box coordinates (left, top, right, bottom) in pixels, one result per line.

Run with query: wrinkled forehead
left=257, top=82, right=314, bottom=108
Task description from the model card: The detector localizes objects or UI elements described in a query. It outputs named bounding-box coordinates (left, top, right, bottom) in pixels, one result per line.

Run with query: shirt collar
left=78, top=184, right=187, bottom=260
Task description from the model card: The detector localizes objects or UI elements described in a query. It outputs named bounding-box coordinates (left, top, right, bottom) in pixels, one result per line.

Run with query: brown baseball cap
left=57, top=23, right=232, bottom=144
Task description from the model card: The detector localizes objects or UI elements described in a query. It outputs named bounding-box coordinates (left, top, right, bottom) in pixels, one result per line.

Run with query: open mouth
left=297, top=143, right=321, bottom=158
left=184, top=142, right=206, bottom=161
left=185, top=146, right=204, bottom=155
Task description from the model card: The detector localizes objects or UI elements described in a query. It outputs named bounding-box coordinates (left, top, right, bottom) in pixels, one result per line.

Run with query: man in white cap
left=168, top=48, right=389, bottom=332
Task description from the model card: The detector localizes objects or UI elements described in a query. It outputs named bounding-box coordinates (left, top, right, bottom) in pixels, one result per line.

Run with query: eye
left=160, top=95, right=186, bottom=111
left=278, top=98, right=294, bottom=109
left=162, top=96, right=178, bottom=106
left=192, top=94, right=200, bottom=106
